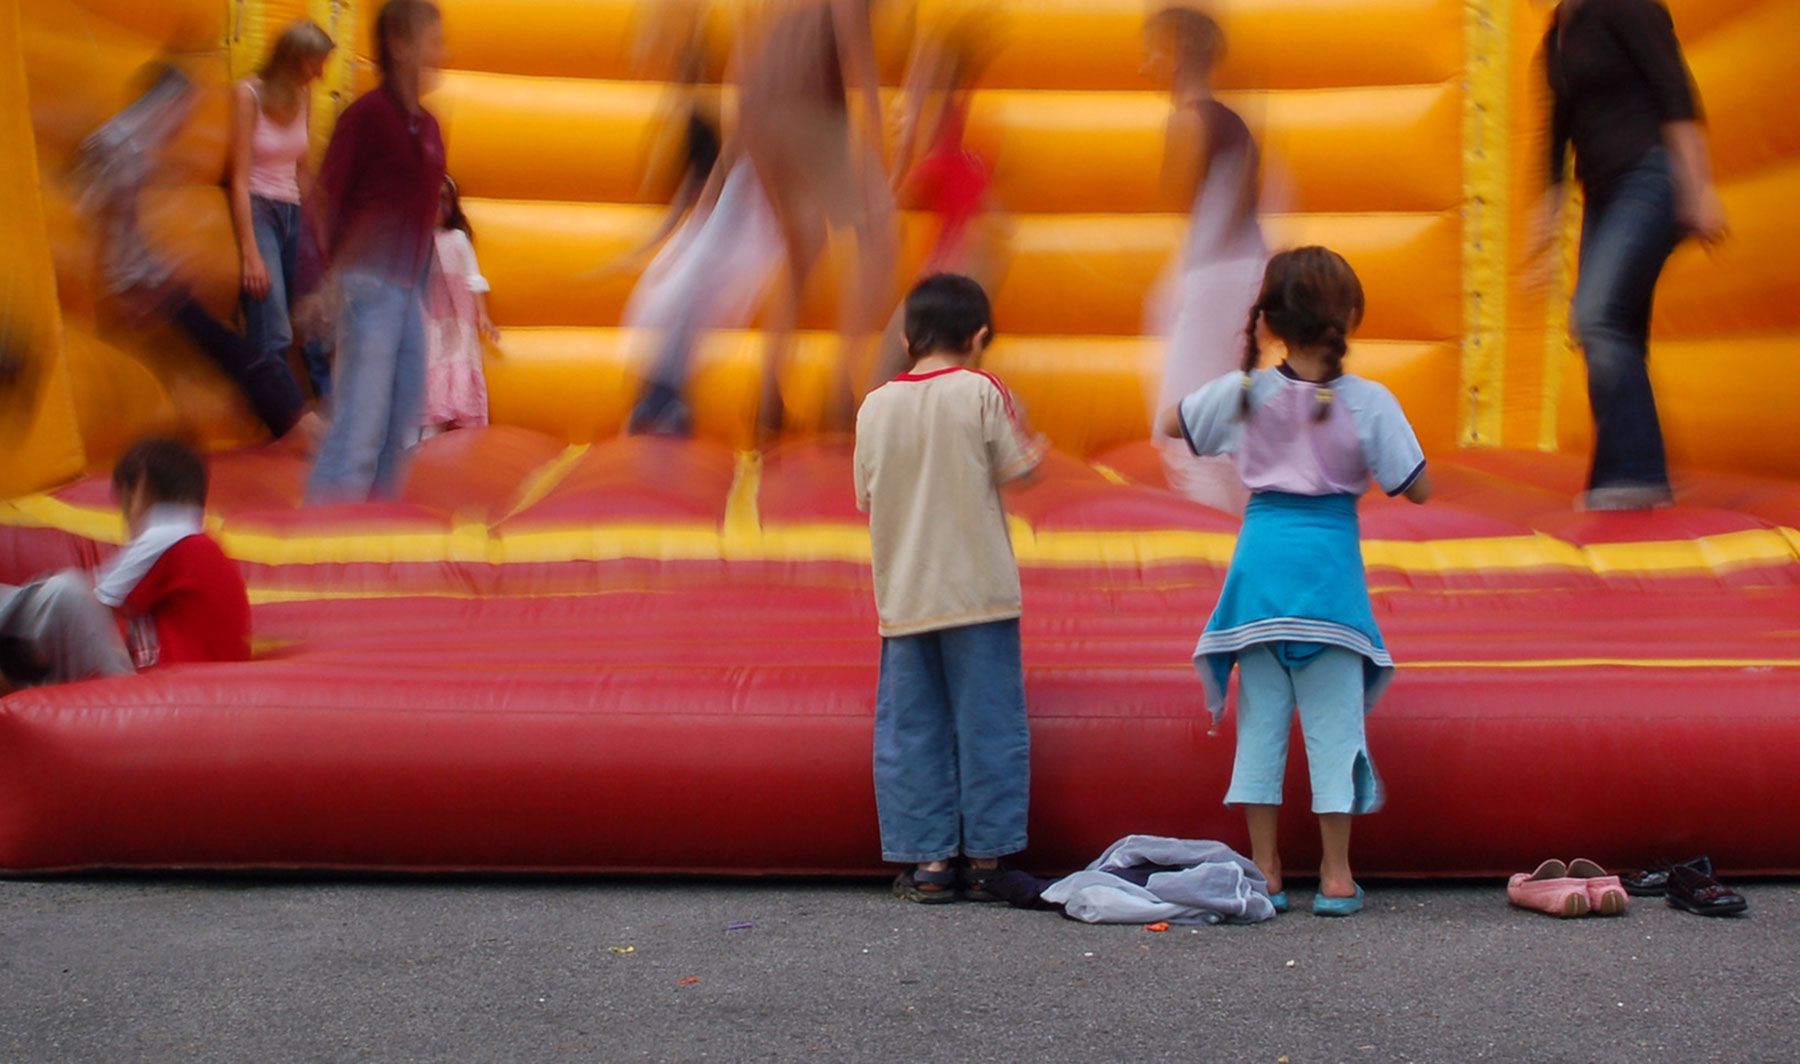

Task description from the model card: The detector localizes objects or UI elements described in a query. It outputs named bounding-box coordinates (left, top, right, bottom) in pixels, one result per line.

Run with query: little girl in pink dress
left=422, top=176, right=497, bottom=433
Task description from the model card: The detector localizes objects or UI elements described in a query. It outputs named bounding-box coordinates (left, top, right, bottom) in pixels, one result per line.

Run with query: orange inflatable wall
left=3, top=0, right=1794, bottom=488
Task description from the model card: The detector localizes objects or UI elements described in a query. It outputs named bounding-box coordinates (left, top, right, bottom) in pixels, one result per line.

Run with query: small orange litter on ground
left=1144, top=922, right=1171, bottom=932
left=677, top=977, right=701, bottom=986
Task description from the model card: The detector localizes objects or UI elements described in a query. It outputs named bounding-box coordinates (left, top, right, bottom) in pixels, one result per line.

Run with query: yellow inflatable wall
left=3, top=0, right=1796, bottom=489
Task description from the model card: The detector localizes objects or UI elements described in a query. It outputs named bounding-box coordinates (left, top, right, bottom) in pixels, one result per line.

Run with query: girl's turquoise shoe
left=1268, top=890, right=1290, bottom=913
left=1312, top=884, right=1365, bottom=917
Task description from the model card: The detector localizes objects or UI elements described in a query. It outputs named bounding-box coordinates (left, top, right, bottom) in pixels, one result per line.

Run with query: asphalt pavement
left=2, top=877, right=1794, bottom=1062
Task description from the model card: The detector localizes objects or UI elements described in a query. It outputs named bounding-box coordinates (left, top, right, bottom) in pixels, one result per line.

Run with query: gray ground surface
left=1, top=877, right=1794, bottom=1063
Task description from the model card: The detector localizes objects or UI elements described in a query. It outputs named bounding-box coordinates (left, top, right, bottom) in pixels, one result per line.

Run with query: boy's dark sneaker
left=957, top=862, right=1010, bottom=903
left=893, top=866, right=957, bottom=904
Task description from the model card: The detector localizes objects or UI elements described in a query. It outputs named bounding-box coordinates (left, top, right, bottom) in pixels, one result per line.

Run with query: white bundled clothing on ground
left=1041, top=835, right=1277, bottom=925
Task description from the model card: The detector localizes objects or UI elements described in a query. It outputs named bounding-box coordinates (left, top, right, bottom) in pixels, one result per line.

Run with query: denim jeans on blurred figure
left=242, top=196, right=332, bottom=400
left=304, top=269, right=425, bottom=504
left=1572, top=148, right=1683, bottom=494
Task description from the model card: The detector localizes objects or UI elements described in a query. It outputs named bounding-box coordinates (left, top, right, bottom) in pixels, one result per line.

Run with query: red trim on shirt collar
left=967, top=368, right=1019, bottom=422
left=893, top=366, right=965, bottom=381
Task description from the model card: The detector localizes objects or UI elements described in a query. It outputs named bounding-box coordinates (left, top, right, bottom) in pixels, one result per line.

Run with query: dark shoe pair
left=892, top=862, right=1009, bottom=905
left=1620, top=855, right=1712, bottom=897
left=1666, top=864, right=1748, bottom=917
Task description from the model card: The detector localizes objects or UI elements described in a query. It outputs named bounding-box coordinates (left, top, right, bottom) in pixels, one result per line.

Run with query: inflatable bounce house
left=2, top=0, right=1797, bottom=875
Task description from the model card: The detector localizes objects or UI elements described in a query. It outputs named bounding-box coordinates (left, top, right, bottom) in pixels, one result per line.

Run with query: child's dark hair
left=1146, top=6, right=1226, bottom=73
left=936, top=9, right=1004, bottom=89
left=111, top=437, right=208, bottom=507
left=440, top=175, right=473, bottom=241
left=375, top=0, right=441, bottom=80
left=1240, top=246, right=1365, bottom=421
left=904, top=273, right=993, bottom=358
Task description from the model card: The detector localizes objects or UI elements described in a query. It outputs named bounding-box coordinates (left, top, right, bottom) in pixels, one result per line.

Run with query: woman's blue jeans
left=242, top=195, right=332, bottom=400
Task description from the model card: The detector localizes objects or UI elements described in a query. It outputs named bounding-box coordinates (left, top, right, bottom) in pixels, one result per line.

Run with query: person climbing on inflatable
left=1158, top=246, right=1430, bottom=917
left=0, top=438, right=250, bottom=690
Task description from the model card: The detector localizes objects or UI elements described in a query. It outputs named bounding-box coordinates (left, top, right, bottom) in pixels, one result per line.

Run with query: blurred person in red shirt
left=304, top=0, right=448, bottom=503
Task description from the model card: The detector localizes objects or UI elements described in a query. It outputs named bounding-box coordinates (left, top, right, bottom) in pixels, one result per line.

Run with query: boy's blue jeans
left=873, top=618, right=1030, bottom=864
left=305, top=269, right=426, bottom=504
left=1573, top=148, right=1683, bottom=493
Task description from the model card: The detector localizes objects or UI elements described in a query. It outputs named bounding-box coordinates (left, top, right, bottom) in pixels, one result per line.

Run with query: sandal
left=957, top=863, right=1008, bottom=903
left=893, top=866, right=958, bottom=904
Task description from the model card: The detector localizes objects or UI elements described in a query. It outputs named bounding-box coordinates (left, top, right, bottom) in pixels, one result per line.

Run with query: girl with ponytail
left=1156, top=246, right=1432, bottom=918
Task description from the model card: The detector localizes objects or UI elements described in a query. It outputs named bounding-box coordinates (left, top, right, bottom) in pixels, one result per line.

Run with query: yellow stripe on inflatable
left=6, top=495, right=1799, bottom=579
left=1407, top=657, right=1800, bottom=670
left=500, top=443, right=590, bottom=522
left=724, top=452, right=764, bottom=540
left=1, top=495, right=126, bottom=544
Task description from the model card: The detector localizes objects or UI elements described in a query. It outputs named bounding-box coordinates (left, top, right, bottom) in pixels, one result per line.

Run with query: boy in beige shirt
left=854, top=274, right=1046, bottom=903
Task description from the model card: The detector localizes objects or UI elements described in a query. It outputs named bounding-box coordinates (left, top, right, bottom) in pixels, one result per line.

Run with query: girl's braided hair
left=1239, top=245, right=1365, bottom=421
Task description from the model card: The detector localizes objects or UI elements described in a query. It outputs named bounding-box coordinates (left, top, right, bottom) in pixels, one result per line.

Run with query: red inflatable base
left=3, top=587, right=1798, bottom=877
left=3, top=433, right=1799, bottom=875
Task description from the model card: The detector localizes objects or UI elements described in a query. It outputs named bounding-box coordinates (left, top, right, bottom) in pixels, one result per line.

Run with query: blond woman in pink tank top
left=229, top=21, right=334, bottom=409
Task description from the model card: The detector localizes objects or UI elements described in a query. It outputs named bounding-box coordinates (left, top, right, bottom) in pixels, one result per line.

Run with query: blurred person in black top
left=1534, top=0, right=1726, bottom=511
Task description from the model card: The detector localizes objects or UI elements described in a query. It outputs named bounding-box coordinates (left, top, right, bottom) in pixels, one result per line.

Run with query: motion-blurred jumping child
left=68, top=63, right=319, bottom=447
left=1143, top=6, right=1266, bottom=513
left=869, top=10, right=1009, bottom=387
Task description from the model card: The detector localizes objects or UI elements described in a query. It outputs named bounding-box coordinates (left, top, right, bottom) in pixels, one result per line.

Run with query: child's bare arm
left=1402, top=468, right=1432, bottom=504
left=1156, top=403, right=1187, bottom=441
left=475, top=291, right=499, bottom=344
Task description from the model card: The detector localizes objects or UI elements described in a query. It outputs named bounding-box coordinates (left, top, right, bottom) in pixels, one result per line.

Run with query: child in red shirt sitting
left=0, top=439, right=250, bottom=690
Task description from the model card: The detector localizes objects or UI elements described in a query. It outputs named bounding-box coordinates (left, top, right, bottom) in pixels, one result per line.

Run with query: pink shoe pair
left=1507, top=859, right=1630, bottom=918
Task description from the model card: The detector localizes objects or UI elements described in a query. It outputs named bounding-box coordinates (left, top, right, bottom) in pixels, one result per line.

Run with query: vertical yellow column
left=1460, top=0, right=1510, bottom=447
left=229, top=0, right=267, bottom=79
left=309, top=0, right=355, bottom=152
left=1498, top=6, right=1564, bottom=453
left=0, top=0, right=87, bottom=495
left=1537, top=179, right=1580, bottom=449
